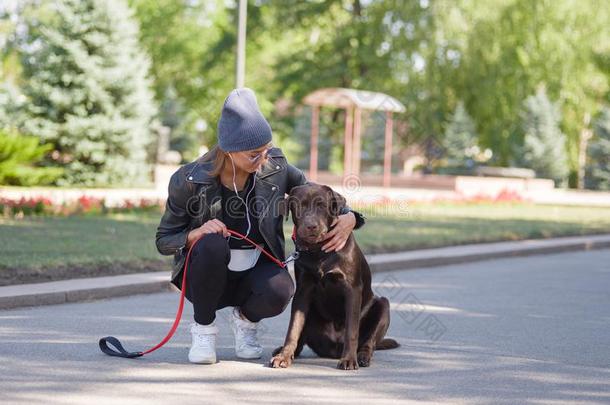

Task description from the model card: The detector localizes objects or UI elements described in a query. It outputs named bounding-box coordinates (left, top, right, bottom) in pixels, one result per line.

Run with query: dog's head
left=284, top=183, right=347, bottom=245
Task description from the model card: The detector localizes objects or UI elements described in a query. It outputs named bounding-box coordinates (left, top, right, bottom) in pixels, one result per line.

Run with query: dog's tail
left=375, top=338, right=400, bottom=350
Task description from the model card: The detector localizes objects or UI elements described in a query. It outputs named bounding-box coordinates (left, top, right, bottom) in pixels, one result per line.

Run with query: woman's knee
left=241, top=271, right=294, bottom=321
left=190, top=232, right=229, bottom=264
left=262, top=272, right=295, bottom=313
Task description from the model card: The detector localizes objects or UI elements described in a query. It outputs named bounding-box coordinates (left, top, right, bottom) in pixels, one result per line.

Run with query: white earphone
left=227, top=153, right=256, bottom=241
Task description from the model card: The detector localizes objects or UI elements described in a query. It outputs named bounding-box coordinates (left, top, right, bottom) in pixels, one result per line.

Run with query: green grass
left=337, top=202, right=610, bottom=253
left=0, top=213, right=166, bottom=270
left=2, top=203, right=610, bottom=279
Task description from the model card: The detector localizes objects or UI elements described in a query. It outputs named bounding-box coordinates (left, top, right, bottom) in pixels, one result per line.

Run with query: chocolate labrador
left=270, top=183, right=399, bottom=370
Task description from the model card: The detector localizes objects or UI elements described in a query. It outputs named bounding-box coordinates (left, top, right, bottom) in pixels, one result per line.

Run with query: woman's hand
left=187, top=219, right=229, bottom=248
left=321, top=212, right=356, bottom=253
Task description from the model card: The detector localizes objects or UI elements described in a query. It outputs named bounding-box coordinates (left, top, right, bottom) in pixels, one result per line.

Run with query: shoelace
left=234, top=323, right=260, bottom=349
left=192, top=330, right=216, bottom=346
left=240, top=328, right=259, bottom=347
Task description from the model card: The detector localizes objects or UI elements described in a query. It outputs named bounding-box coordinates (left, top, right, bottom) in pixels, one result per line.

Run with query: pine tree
left=519, top=87, right=569, bottom=184
left=442, top=101, right=479, bottom=172
left=14, top=0, right=157, bottom=186
left=159, top=85, right=201, bottom=162
left=586, top=107, right=610, bottom=190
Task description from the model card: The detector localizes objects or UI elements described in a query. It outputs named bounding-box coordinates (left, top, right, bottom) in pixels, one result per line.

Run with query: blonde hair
left=200, top=145, right=227, bottom=178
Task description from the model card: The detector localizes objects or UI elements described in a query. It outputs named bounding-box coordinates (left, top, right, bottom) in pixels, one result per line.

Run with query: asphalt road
left=1, top=249, right=610, bottom=404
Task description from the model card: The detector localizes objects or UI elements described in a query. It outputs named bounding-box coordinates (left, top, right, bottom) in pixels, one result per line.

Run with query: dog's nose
left=306, top=224, right=318, bottom=232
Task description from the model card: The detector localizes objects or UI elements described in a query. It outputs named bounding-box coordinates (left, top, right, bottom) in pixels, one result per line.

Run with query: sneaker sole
left=235, top=352, right=262, bottom=359
left=189, top=357, right=217, bottom=364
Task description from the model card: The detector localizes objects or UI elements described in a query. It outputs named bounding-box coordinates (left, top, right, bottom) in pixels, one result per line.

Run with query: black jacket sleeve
left=155, top=168, right=192, bottom=255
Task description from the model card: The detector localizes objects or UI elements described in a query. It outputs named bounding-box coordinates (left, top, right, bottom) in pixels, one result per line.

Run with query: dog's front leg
left=269, top=282, right=313, bottom=368
left=337, top=284, right=362, bottom=370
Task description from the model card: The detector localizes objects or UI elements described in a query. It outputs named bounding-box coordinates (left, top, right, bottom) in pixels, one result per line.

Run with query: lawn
left=2, top=202, right=610, bottom=285
left=339, top=202, right=610, bottom=253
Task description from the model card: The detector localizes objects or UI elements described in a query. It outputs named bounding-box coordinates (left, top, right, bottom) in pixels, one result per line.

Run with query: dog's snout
left=303, top=217, right=319, bottom=231
left=301, top=215, right=323, bottom=237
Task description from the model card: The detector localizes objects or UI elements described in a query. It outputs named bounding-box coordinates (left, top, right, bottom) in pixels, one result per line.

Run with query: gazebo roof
left=303, top=87, right=406, bottom=113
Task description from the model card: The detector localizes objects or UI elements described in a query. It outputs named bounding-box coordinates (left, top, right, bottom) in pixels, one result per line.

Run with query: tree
left=158, top=85, right=200, bottom=161
left=262, top=0, right=430, bottom=166
left=11, top=0, right=157, bottom=186
left=442, top=101, right=479, bottom=172
left=518, top=87, right=569, bottom=184
left=586, top=106, right=610, bottom=190
left=99, top=0, right=610, bottom=181
left=458, top=0, right=610, bottom=183
left=129, top=0, right=232, bottom=159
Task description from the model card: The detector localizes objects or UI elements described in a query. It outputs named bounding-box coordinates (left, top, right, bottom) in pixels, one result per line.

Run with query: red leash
left=99, top=228, right=292, bottom=358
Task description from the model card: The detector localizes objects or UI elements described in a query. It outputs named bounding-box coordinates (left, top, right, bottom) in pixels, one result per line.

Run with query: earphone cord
left=227, top=153, right=255, bottom=241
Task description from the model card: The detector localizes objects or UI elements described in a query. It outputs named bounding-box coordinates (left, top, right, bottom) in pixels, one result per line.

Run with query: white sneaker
left=229, top=307, right=263, bottom=359
left=188, top=321, right=218, bottom=364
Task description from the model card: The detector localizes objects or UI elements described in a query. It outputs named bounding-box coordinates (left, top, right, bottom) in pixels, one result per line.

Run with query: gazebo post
left=383, top=111, right=393, bottom=188
left=303, top=88, right=405, bottom=187
left=309, top=105, right=320, bottom=182
left=352, top=107, right=362, bottom=176
left=344, top=107, right=353, bottom=175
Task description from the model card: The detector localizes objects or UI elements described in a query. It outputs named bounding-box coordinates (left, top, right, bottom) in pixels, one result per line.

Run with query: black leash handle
left=99, top=336, right=143, bottom=358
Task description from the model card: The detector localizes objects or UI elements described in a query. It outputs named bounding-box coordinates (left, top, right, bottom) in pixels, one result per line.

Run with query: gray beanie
left=217, top=88, right=272, bottom=152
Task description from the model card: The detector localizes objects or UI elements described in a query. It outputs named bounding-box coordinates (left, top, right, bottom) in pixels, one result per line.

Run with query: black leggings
left=183, top=233, right=295, bottom=325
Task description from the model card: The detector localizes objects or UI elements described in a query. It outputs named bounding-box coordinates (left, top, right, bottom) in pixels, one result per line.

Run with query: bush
left=0, top=128, right=63, bottom=186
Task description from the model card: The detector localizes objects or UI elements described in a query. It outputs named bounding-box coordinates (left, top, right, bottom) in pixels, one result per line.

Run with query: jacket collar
left=185, top=147, right=284, bottom=185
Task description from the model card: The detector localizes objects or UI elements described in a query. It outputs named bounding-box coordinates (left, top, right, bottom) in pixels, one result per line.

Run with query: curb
left=0, top=272, right=172, bottom=310
left=366, top=233, right=610, bottom=273
left=2, top=234, right=610, bottom=311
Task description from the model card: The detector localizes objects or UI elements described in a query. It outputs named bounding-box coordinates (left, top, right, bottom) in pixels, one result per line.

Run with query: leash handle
left=99, top=336, right=143, bottom=358
left=98, top=227, right=293, bottom=359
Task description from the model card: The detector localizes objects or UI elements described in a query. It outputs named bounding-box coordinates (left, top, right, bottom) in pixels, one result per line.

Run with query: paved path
left=3, top=234, right=610, bottom=310
left=1, top=250, right=610, bottom=404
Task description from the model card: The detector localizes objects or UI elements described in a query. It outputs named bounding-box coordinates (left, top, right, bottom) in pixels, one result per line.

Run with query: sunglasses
left=244, top=144, right=273, bottom=163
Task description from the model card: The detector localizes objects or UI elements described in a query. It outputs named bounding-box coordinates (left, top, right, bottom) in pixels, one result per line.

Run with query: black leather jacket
left=155, top=146, right=365, bottom=288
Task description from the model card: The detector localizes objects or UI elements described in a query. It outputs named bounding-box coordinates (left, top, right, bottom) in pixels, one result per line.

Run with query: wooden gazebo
left=303, top=88, right=406, bottom=188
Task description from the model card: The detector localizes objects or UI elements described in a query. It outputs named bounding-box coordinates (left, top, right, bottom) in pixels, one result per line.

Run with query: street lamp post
left=235, top=0, right=247, bottom=88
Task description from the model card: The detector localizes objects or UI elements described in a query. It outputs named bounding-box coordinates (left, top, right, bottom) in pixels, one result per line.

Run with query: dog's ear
left=281, top=196, right=290, bottom=222
left=282, top=194, right=300, bottom=223
left=323, top=185, right=346, bottom=217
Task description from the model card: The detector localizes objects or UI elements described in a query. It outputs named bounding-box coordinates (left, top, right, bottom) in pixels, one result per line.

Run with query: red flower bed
left=0, top=195, right=162, bottom=218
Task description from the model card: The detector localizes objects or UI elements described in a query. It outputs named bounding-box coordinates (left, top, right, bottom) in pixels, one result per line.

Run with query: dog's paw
left=337, top=356, right=359, bottom=370
left=269, top=352, right=293, bottom=368
left=271, top=346, right=284, bottom=357
left=357, top=351, right=372, bottom=367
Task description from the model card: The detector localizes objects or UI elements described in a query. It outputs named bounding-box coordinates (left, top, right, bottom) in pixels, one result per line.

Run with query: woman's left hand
left=321, top=212, right=356, bottom=253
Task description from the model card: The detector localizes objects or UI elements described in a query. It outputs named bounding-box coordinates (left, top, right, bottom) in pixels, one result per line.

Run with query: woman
left=155, top=88, right=365, bottom=364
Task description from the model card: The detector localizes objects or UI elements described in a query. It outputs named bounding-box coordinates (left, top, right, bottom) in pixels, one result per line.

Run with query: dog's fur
left=270, top=183, right=399, bottom=370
